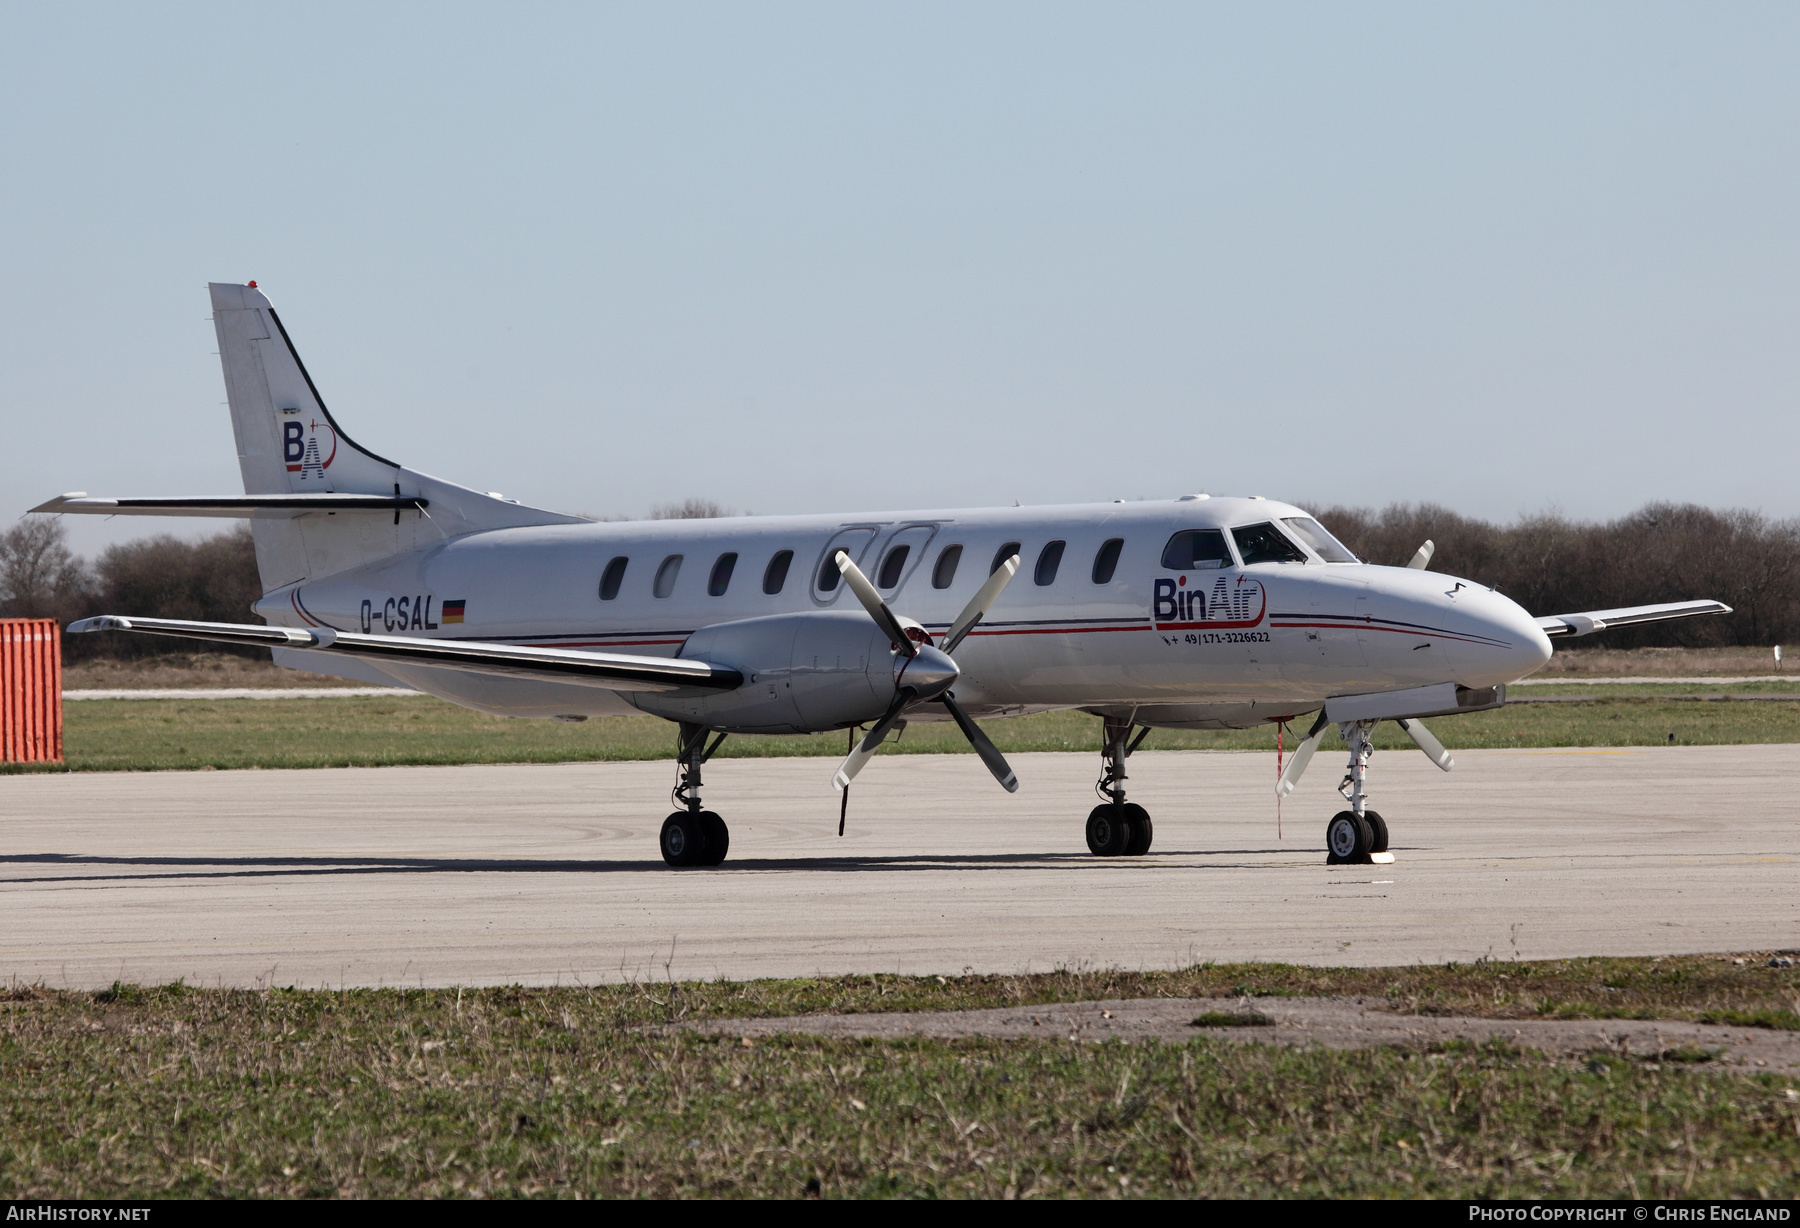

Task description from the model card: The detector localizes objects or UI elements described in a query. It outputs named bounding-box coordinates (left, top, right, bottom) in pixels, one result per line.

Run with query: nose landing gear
left=1087, top=716, right=1154, bottom=856
left=1325, top=720, right=1393, bottom=865
left=661, top=723, right=730, bottom=867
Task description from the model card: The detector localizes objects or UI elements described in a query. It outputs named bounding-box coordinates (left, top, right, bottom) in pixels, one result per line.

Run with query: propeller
left=1406, top=540, right=1435, bottom=570
left=1275, top=710, right=1331, bottom=798
left=1275, top=710, right=1456, bottom=798
left=831, top=549, right=1022, bottom=794
left=1396, top=717, right=1454, bottom=771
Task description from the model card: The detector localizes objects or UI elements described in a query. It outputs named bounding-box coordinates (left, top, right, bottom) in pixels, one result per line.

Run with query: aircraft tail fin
left=208, top=282, right=585, bottom=591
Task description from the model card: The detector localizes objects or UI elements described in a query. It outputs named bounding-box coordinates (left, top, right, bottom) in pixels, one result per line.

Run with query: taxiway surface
left=3, top=747, right=1796, bottom=988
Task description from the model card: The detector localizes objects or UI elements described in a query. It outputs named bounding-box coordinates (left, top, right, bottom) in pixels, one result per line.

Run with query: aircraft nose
left=897, top=644, right=959, bottom=700
left=1462, top=592, right=1553, bottom=686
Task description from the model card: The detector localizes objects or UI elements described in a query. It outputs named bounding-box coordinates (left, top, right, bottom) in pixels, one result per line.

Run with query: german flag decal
left=441, top=599, right=466, bottom=624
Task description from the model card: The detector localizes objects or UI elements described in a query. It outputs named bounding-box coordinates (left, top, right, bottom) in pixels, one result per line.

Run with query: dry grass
left=3, top=956, right=1798, bottom=1198
left=1535, top=646, right=1789, bottom=677
left=63, top=654, right=371, bottom=691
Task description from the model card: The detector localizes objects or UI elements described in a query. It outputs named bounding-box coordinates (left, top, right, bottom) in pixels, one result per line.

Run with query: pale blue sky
left=3, top=3, right=1796, bottom=557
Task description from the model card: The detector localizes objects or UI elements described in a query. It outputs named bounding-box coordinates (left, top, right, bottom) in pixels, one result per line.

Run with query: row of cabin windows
left=597, top=536, right=1128, bottom=601
left=596, top=519, right=1351, bottom=601
left=600, top=549, right=796, bottom=600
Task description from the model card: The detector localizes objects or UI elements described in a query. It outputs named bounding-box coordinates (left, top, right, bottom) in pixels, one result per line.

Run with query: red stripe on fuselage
left=1268, top=620, right=1500, bottom=646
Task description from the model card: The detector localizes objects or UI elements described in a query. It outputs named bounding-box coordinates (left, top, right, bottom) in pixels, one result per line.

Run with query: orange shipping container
left=0, top=619, right=62, bottom=763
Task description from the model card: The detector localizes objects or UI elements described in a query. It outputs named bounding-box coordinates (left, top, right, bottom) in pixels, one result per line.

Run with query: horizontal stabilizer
left=1537, top=599, right=1732, bottom=639
left=67, top=615, right=743, bottom=694
left=32, top=493, right=427, bottom=519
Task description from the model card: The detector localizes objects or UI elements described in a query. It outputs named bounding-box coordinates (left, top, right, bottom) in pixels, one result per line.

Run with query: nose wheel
left=1324, top=720, right=1392, bottom=865
left=1086, top=716, right=1154, bottom=856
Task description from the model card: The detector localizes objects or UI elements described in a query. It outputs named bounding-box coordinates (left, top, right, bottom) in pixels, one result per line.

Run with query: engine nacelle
left=631, top=611, right=908, bottom=735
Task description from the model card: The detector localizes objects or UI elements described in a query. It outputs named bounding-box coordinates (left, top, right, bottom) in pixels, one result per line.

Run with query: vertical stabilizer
left=207, top=282, right=585, bottom=592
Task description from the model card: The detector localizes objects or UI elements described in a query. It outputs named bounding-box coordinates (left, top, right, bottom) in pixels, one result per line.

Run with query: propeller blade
left=832, top=689, right=913, bottom=791
left=939, top=554, right=1020, bottom=655
left=940, top=692, right=1019, bottom=793
left=1406, top=540, right=1435, bottom=570
left=1275, top=711, right=1331, bottom=798
left=1397, top=717, right=1454, bottom=771
left=836, top=551, right=915, bottom=657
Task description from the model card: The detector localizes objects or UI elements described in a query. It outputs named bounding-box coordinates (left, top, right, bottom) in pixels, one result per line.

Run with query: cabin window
left=1160, top=529, right=1232, bottom=570
left=932, top=544, right=962, bottom=590
left=991, top=541, right=1022, bottom=575
left=1034, top=540, right=1066, bottom=586
left=1281, top=516, right=1359, bottom=563
left=599, top=556, right=628, bottom=601
left=817, top=553, right=842, bottom=592
left=653, top=554, right=683, bottom=598
left=877, top=544, right=910, bottom=589
left=1231, top=522, right=1309, bottom=566
left=1091, top=538, right=1124, bottom=585
left=708, top=552, right=737, bottom=597
left=763, top=550, right=793, bottom=595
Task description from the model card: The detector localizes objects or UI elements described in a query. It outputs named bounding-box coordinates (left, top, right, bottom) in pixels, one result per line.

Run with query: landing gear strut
left=1325, top=720, right=1390, bottom=865
left=661, top=722, right=730, bottom=867
left=1087, top=715, right=1153, bottom=857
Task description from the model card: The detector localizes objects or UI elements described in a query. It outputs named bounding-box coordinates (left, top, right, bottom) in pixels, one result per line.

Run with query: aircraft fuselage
left=261, top=494, right=1553, bottom=730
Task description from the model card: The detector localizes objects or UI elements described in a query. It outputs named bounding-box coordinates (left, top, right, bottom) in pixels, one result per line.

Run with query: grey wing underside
left=66, top=616, right=741, bottom=695
left=1536, top=599, right=1732, bottom=639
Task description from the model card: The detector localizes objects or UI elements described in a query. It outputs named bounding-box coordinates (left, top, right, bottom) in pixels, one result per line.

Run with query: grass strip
left=4, top=969, right=1797, bottom=1199
left=11, top=694, right=1800, bottom=774
left=1189, top=1010, right=1273, bottom=1028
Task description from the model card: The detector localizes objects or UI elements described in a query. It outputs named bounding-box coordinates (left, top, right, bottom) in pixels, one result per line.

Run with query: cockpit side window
left=1159, top=529, right=1232, bottom=570
left=1231, top=522, right=1309, bottom=566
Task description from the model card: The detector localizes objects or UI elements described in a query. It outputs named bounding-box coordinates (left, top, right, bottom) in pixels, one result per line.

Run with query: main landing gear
left=1086, top=715, right=1154, bottom=857
left=1324, top=719, right=1392, bottom=866
left=661, top=722, right=730, bottom=867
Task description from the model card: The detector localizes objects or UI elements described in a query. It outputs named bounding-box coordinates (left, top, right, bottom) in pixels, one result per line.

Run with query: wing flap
left=66, top=616, right=741, bottom=694
left=1536, top=599, right=1732, bottom=639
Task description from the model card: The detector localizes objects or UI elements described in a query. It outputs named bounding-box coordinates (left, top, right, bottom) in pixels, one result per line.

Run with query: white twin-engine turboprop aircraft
left=44, top=283, right=1731, bottom=867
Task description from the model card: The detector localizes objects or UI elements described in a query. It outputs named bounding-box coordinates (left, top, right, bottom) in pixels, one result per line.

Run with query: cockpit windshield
left=1281, top=516, right=1359, bottom=563
left=1231, top=522, right=1309, bottom=566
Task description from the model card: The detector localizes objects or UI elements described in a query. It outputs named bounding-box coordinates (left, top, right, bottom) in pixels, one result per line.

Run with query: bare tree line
left=3, top=500, right=1792, bottom=657
left=0, top=521, right=261, bottom=659
left=1312, top=502, right=1800, bottom=648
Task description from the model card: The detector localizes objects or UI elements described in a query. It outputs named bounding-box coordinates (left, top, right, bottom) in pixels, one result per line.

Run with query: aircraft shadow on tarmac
left=1, top=848, right=1314, bottom=883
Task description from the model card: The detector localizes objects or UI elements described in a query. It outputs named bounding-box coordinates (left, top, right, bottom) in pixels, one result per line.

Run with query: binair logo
left=1152, top=573, right=1266, bottom=630
left=282, top=415, right=338, bottom=480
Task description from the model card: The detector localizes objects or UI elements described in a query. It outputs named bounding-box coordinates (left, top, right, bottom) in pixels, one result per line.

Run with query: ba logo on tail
left=282, top=416, right=337, bottom=481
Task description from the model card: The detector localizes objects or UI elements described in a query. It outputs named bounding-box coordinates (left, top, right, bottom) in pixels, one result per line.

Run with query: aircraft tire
left=698, top=811, right=730, bottom=865
left=1363, top=810, right=1388, bottom=854
left=660, top=812, right=707, bottom=867
left=1122, top=804, right=1153, bottom=855
left=1086, top=804, right=1133, bottom=857
left=1325, top=811, right=1373, bottom=865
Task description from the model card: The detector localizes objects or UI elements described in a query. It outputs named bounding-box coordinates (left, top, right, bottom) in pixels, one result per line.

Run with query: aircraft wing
left=1536, top=599, right=1732, bottom=639
left=66, top=616, right=742, bottom=694
left=32, top=493, right=425, bottom=518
